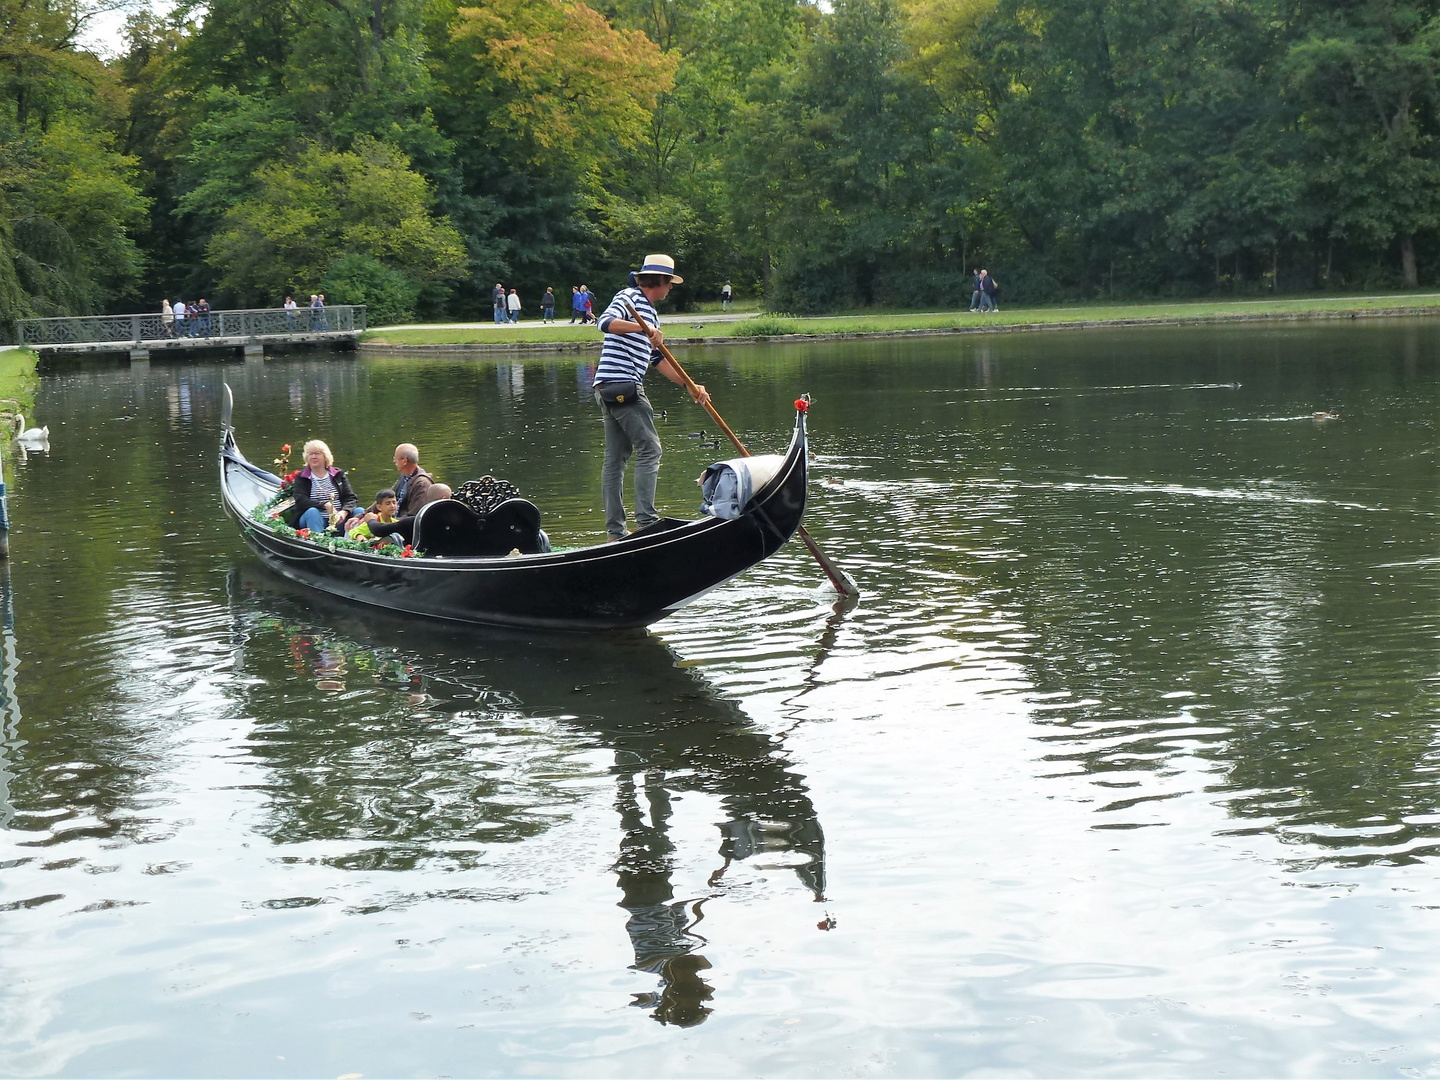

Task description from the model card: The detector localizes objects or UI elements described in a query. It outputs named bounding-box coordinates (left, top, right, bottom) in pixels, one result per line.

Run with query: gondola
left=218, top=384, right=810, bottom=630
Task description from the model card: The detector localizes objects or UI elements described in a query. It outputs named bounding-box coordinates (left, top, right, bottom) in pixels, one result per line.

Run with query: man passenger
left=347, top=443, right=434, bottom=544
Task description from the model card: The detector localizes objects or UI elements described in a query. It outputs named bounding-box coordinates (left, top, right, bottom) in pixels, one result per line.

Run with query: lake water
left=1, top=321, right=1437, bottom=1077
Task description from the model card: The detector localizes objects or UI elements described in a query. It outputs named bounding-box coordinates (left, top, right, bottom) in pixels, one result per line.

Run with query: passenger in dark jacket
left=289, top=439, right=360, bottom=533
left=345, top=442, right=434, bottom=543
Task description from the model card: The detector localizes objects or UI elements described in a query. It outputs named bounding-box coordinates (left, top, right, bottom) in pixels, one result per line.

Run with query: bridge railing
left=17, top=305, right=367, bottom=347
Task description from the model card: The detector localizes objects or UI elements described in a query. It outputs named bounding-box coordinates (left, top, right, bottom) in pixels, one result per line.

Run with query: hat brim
left=635, top=267, right=683, bottom=284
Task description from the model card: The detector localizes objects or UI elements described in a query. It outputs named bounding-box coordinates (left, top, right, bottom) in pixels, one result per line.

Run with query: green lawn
left=360, top=292, right=1440, bottom=348
left=0, top=348, right=39, bottom=409
left=0, top=348, right=39, bottom=483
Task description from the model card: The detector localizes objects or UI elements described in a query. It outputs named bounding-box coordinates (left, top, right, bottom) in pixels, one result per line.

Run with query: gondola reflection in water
left=219, top=383, right=812, bottom=629
left=226, top=570, right=827, bottom=1027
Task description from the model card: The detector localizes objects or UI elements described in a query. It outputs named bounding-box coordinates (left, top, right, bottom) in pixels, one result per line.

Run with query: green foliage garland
left=249, top=496, right=420, bottom=558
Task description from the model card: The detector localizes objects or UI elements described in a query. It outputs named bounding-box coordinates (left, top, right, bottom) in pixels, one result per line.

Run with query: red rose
left=402, top=545, right=415, bottom=558
left=297, top=528, right=310, bottom=538
left=281, top=443, right=291, bottom=453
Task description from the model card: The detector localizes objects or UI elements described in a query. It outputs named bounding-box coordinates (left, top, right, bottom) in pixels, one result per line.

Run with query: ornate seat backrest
left=412, top=496, right=546, bottom=557
left=412, top=498, right=483, bottom=557
left=475, top=499, right=546, bottom=555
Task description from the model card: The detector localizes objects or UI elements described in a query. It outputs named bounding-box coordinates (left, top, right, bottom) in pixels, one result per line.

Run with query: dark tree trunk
left=1400, top=233, right=1418, bottom=287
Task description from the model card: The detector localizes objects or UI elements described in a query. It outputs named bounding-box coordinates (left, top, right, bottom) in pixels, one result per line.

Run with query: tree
left=450, top=0, right=675, bottom=175
left=205, top=137, right=466, bottom=306
left=1283, top=1, right=1440, bottom=286
left=421, top=0, right=677, bottom=303
left=0, top=1, right=149, bottom=327
left=728, top=0, right=948, bottom=310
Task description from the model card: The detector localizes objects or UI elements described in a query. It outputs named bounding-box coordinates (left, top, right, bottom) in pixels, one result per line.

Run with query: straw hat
left=634, top=254, right=683, bottom=283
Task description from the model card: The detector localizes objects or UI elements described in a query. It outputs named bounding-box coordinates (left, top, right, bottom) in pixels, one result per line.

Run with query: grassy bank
left=360, top=292, right=1440, bottom=351
left=0, top=348, right=39, bottom=411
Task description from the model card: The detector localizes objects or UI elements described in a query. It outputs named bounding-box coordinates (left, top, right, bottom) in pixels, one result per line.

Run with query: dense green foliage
left=5, top=0, right=1440, bottom=329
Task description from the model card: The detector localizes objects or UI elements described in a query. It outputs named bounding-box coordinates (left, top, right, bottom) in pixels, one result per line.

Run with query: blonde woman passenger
left=289, top=439, right=359, bottom=534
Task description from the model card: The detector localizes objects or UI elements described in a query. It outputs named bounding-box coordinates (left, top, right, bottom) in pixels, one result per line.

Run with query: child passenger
left=346, top=488, right=401, bottom=542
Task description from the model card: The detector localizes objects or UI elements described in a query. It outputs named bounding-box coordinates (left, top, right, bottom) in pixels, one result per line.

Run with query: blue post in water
left=0, top=440, right=8, bottom=559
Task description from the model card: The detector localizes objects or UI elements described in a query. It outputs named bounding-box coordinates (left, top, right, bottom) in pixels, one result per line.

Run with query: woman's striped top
left=307, top=470, right=337, bottom=505
left=594, top=287, right=661, bottom=386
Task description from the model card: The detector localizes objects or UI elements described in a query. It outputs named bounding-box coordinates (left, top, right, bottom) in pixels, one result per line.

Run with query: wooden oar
left=622, top=299, right=859, bottom=598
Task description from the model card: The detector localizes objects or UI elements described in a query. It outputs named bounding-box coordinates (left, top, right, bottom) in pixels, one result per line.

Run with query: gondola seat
left=413, top=497, right=548, bottom=557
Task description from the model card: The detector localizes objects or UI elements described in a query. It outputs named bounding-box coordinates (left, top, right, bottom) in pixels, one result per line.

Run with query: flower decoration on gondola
left=279, top=469, right=300, bottom=495
left=251, top=504, right=423, bottom=558
left=273, top=443, right=292, bottom=471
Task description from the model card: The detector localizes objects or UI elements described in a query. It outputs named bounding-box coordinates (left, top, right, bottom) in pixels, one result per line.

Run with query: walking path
left=361, top=292, right=1440, bottom=355
left=369, top=311, right=752, bottom=332
left=367, top=292, right=1440, bottom=335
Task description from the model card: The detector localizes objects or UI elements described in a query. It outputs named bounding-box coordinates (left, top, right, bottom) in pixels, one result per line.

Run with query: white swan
left=12, top=413, right=49, bottom=448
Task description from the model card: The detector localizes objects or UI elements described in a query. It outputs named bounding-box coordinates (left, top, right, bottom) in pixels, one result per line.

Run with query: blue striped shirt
left=594, top=287, right=661, bottom=386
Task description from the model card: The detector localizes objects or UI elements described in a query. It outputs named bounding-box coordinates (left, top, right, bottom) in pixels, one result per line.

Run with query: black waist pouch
left=598, top=381, right=640, bottom=406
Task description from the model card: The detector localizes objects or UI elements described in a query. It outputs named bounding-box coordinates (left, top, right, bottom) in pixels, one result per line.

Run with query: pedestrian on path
left=721, top=281, right=732, bottom=312
left=969, top=270, right=984, bottom=312
left=161, top=299, right=174, bottom=337
left=981, top=270, right=999, bottom=312
left=570, top=286, right=582, bottom=323
left=174, top=300, right=188, bottom=336
left=493, top=283, right=507, bottom=325
left=507, top=288, right=521, bottom=323
left=542, top=288, right=556, bottom=323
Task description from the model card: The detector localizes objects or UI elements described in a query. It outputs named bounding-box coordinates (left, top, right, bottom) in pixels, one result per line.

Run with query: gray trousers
left=595, top=387, right=662, bottom=539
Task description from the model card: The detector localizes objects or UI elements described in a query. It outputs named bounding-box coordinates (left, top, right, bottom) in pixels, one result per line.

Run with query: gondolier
left=594, top=254, right=710, bottom=542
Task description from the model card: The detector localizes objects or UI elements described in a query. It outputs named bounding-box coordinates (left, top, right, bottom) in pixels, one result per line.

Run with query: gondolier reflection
left=594, top=254, right=710, bottom=542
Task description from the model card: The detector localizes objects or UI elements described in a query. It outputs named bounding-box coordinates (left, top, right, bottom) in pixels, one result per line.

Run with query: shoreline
left=357, top=300, right=1440, bottom=357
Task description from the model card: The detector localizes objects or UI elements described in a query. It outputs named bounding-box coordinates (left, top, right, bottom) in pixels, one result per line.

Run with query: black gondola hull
left=220, top=393, right=809, bottom=629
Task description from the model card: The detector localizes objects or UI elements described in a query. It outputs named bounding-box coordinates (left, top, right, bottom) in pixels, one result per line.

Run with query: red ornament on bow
left=794, top=398, right=809, bottom=413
